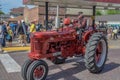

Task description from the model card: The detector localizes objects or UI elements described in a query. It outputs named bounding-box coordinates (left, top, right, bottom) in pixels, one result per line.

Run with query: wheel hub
left=33, top=65, right=45, bottom=80
left=95, top=39, right=107, bottom=67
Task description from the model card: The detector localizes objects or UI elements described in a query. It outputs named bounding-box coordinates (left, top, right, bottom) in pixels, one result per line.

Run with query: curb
left=2, top=50, right=30, bottom=54
left=2, top=46, right=30, bottom=53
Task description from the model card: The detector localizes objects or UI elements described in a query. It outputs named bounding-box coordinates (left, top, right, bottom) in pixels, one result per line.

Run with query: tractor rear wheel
left=85, top=33, right=108, bottom=73
left=21, top=59, right=33, bottom=80
left=27, top=60, right=48, bottom=80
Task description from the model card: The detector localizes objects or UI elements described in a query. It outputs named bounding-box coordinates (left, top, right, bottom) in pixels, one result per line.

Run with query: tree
left=0, top=10, right=4, bottom=15
left=107, top=10, right=120, bottom=15
left=96, top=10, right=102, bottom=16
left=96, top=10, right=120, bottom=15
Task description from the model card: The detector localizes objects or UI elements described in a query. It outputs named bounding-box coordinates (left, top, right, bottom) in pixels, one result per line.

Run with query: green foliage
left=107, top=10, right=120, bottom=15
left=96, top=9, right=120, bottom=15
left=0, top=10, right=4, bottom=15
left=96, top=10, right=102, bottom=16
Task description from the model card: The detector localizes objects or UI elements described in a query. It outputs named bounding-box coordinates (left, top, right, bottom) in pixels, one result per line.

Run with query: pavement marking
left=108, top=46, right=120, bottom=49
left=0, top=54, right=21, bottom=73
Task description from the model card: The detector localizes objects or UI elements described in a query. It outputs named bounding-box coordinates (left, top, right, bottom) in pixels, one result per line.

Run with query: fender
left=83, top=30, right=94, bottom=43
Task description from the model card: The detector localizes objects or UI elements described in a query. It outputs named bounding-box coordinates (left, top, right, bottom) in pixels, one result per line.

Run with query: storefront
left=23, top=0, right=120, bottom=29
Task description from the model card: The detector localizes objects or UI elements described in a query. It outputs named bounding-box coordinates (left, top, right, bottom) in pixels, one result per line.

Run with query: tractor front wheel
left=27, top=60, right=48, bottom=80
left=85, top=33, right=108, bottom=73
left=21, top=59, right=33, bottom=80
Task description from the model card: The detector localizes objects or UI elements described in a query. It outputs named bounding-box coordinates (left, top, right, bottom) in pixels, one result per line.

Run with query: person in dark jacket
left=0, top=21, right=4, bottom=52
left=2, top=21, right=7, bottom=47
left=36, top=23, right=42, bottom=32
left=17, top=21, right=27, bottom=46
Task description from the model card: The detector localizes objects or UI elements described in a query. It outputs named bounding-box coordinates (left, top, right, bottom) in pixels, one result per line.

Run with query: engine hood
left=34, top=31, right=59, bottom=38
left=33, top=28, right=76, bottom=39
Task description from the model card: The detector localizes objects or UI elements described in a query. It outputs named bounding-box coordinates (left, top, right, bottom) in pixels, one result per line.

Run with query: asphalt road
left=0, top=47, right=120, bottom=80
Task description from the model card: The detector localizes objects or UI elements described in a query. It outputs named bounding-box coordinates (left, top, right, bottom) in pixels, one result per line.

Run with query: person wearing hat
left=63, top=16, right=71, bottom=27
left=77, top=12, right=87, bottom=29
left=76, top=12, right=87, bottom=40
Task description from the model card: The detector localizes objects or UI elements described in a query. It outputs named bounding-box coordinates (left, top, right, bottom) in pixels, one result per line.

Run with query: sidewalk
left=2, top=40, right=30, bottom=53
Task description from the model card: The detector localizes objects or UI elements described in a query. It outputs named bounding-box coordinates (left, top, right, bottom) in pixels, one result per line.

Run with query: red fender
left=83, top=30, right=94, bottom=43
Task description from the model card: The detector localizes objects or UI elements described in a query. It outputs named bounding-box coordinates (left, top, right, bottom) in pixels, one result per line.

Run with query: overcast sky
left=0, top=0, right=24, bottom=13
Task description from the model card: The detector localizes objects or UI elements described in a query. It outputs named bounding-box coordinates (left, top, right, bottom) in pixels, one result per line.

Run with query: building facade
left=24, top=6, right=92, bottom=25
left=10, top=7, right=24, bottom=17
left=24, top=6, right=66, bottom=25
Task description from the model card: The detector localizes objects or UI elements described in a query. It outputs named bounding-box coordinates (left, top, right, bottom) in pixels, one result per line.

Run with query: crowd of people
left=0, top=19, right=43, bottom=52
left=107, top=26, right=119, bottom=40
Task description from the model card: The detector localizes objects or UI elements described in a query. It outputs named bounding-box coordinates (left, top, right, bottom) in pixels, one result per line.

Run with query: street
left=1, top=0, right=120, bottom=80
left=0, top=40, right=120, bottom=80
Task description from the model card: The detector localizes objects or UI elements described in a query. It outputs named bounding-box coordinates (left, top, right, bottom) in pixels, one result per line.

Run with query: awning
left=23, top=0, right=120, bottom=9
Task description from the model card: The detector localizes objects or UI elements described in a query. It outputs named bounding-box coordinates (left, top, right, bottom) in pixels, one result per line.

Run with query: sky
left=0, top=0, right=25, bottom=13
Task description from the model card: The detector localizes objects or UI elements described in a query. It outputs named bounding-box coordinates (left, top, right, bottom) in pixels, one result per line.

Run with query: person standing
left=26, top=24, right=31, bottom=43
left=107, top=27, right=113, bottom=40
left=2, top=21, right=7, bottom=47
left=30, top=20, right=36, bottom=33
left=9, top=22, right=16, bottom=38
left=36, top=22, right=42, bottom=32
left=6, top=25, right=13, bottom=47
left=17, top=21, right=27, bottom=46
left=0, top=22, right=4, bottom=52
left=113, top=27, right=118, bottom=40
left=77, top=12, right=87, bottom=40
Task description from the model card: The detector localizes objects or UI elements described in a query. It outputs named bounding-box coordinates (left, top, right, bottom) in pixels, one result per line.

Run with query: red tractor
left=21, top=26, right=108, bottom=80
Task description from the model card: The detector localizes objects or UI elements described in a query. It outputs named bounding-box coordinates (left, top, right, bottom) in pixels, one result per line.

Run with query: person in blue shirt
left=9, top=22, right=16, bottom=38
left=2, top=21, right=7, bottom=47
left=0, top=21, right=4, bottom=52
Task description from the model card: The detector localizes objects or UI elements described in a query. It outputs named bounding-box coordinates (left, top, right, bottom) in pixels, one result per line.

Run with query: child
left=7, top=26, right=13, bottom=47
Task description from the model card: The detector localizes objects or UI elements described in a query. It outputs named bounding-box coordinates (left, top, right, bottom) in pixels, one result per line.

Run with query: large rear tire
left=27, top=60, right=48, bottom=80
left=21, top=59, right=33, bottom=80
left=85, top=33, right=108, bottom=73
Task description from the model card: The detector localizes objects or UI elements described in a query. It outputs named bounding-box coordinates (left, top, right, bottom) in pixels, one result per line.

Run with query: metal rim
left=95, top=39, right=107, bottom=67
left=33, top=65, right=46, bottom=80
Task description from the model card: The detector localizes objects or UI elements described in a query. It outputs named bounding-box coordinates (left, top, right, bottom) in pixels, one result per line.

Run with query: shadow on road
left=46, top=58, right=120, bottom=80
left=47, top=62, right=85, bottom=80
left=101, top=62, right=120, bottom=74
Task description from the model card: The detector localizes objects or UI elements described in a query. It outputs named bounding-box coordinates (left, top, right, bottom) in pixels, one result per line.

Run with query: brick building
left=24, top=6, right=93, bottom=25
left=24, top=6, right=66, bottom=25
left=10, top=7, right=24, bottom=17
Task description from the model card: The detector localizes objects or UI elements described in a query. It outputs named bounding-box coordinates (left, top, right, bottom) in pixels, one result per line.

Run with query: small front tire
left=27, top=60, right=48, bottom=80
left=21, top=59, right=33, bottom=80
